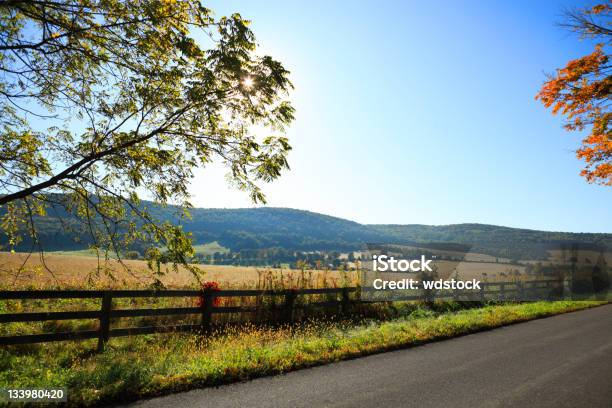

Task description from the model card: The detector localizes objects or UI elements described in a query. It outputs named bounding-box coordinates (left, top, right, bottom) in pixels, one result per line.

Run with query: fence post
left=97, top=291, right=112, bottom=352
left=200, top=289, right=214, bottom=333
left=283, top=291, right=297, bottom=323
left=340, top=287, right=351, bottom=315
left=480, top=282, right=485, bottom=302
left=500, top=283, right=505, bottom=301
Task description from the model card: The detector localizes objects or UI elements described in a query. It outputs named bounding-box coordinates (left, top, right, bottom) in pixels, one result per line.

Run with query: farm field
left=0, top=251, right=536, bottom=290
left=430, top=260, right=525, bottom=280
left=47, top=242, right=229, bottom=259
left=0, top=252, right=357, bottom=290
left=393, top=245, right=511, bottom=263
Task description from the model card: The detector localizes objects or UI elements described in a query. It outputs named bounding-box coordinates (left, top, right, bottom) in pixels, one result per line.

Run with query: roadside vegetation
left=1, top=300, right=605, bottom=407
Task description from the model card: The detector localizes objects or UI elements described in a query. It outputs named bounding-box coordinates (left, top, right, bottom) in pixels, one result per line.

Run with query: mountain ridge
left=1, top=203, right=610, bottom=260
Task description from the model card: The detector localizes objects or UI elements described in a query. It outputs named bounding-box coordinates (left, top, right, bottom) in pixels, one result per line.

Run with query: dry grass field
left=0, top=252, right=358, bottom=290
left=452, top=261, right=525, bottom=280
left=396, top=245, right=511, bottom=263
left=375, top=258, right=526, bottom=281
left=0, top=251, right=536, bottom=291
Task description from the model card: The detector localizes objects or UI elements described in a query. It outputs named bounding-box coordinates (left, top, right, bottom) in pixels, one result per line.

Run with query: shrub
left=197, top=281, right=222, bottom=307
left=124, top=251, right=141, bottom=260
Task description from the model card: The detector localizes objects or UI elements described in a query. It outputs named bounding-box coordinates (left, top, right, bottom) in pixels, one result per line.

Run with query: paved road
left=123, top=305, right=612, bottom=408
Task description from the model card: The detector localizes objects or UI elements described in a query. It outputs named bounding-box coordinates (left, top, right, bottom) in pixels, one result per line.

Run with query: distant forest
left=1, top=202, right=611, bottom=261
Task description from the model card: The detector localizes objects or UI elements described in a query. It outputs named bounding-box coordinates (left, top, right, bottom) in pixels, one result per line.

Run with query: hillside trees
left=0, top=1, right=294, bottom=279
left=536, top=2, right=611, bottom=185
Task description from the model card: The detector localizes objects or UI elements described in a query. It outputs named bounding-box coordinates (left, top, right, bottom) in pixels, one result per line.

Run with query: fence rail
left=0, top=280, right=560, bottom=351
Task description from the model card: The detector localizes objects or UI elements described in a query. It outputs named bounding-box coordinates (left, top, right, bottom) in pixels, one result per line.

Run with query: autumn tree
left=0, top=1, right=294, bottom=281
left=536, top=2, right=611, bottom=185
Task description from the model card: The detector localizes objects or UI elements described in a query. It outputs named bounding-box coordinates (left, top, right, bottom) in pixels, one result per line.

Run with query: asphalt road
left=123, top=304, right=612, bottom=408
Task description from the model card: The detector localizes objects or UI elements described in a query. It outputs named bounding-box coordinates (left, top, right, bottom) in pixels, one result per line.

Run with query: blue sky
left=191, top=0, right=611, bottom=233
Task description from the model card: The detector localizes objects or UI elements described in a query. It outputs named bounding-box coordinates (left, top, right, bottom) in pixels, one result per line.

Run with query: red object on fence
left=197, top=281, right=221, bottom=307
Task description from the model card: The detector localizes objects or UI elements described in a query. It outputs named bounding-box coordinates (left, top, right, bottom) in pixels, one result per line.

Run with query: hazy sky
left=191, top=0, right=611, bottom=233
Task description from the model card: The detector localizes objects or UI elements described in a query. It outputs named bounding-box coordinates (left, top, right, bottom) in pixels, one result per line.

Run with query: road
left=123, top=304, right=612, bottom=408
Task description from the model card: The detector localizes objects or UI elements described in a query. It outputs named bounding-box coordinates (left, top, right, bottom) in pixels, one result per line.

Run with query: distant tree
left=0, top=1, right=294, bottom=279
left=124, top=250, right=141, bottom=260
left=536, top=2, right=611, bottom=185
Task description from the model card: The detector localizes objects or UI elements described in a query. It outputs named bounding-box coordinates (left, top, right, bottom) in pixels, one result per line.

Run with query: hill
left=1, top=203, right=610, bottom=260
left=178, top=207, right=388, bottom=251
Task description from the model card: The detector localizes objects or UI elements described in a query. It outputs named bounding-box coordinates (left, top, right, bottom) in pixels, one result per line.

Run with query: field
left=0, top=252, right=357, bottom=290
left=0, top=249, right=540, bottom=292
left=48, top=242, right=230, bottom=259
left=394, top=245, right=511, bottom=263
left=428, top=259, right=525, bottom=280
left=0, top=252, right=532, bottom=291
left=0, top=250, right=550, bottom=343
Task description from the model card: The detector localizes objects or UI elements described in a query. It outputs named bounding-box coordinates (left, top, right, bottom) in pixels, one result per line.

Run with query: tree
left=536, top=2, right=611, bottom=185
left=0, top=1, right=294, bottom=280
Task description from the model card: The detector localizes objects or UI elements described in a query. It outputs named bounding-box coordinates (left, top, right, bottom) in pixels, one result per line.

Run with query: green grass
left=48, top=241, right=229, bottom=259
left=0, top=300, right=605, bottom=407
left=191, top=241, right=230, bottom=256
left=47, top=249, right=104, bottom=257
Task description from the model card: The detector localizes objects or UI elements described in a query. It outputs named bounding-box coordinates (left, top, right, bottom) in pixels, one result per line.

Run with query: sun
left=242, top=76, right=254, bottom=89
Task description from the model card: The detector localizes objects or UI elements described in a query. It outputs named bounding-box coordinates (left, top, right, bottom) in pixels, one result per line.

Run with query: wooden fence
left=0, top=279, right=560, bottom=351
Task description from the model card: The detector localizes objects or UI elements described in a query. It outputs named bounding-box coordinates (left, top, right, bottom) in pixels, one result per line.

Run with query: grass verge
left=0, top=300, right=606, bottom=407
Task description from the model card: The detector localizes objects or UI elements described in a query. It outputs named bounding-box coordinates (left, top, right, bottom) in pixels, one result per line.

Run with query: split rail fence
left=0, top=279, right=560, bottom=351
